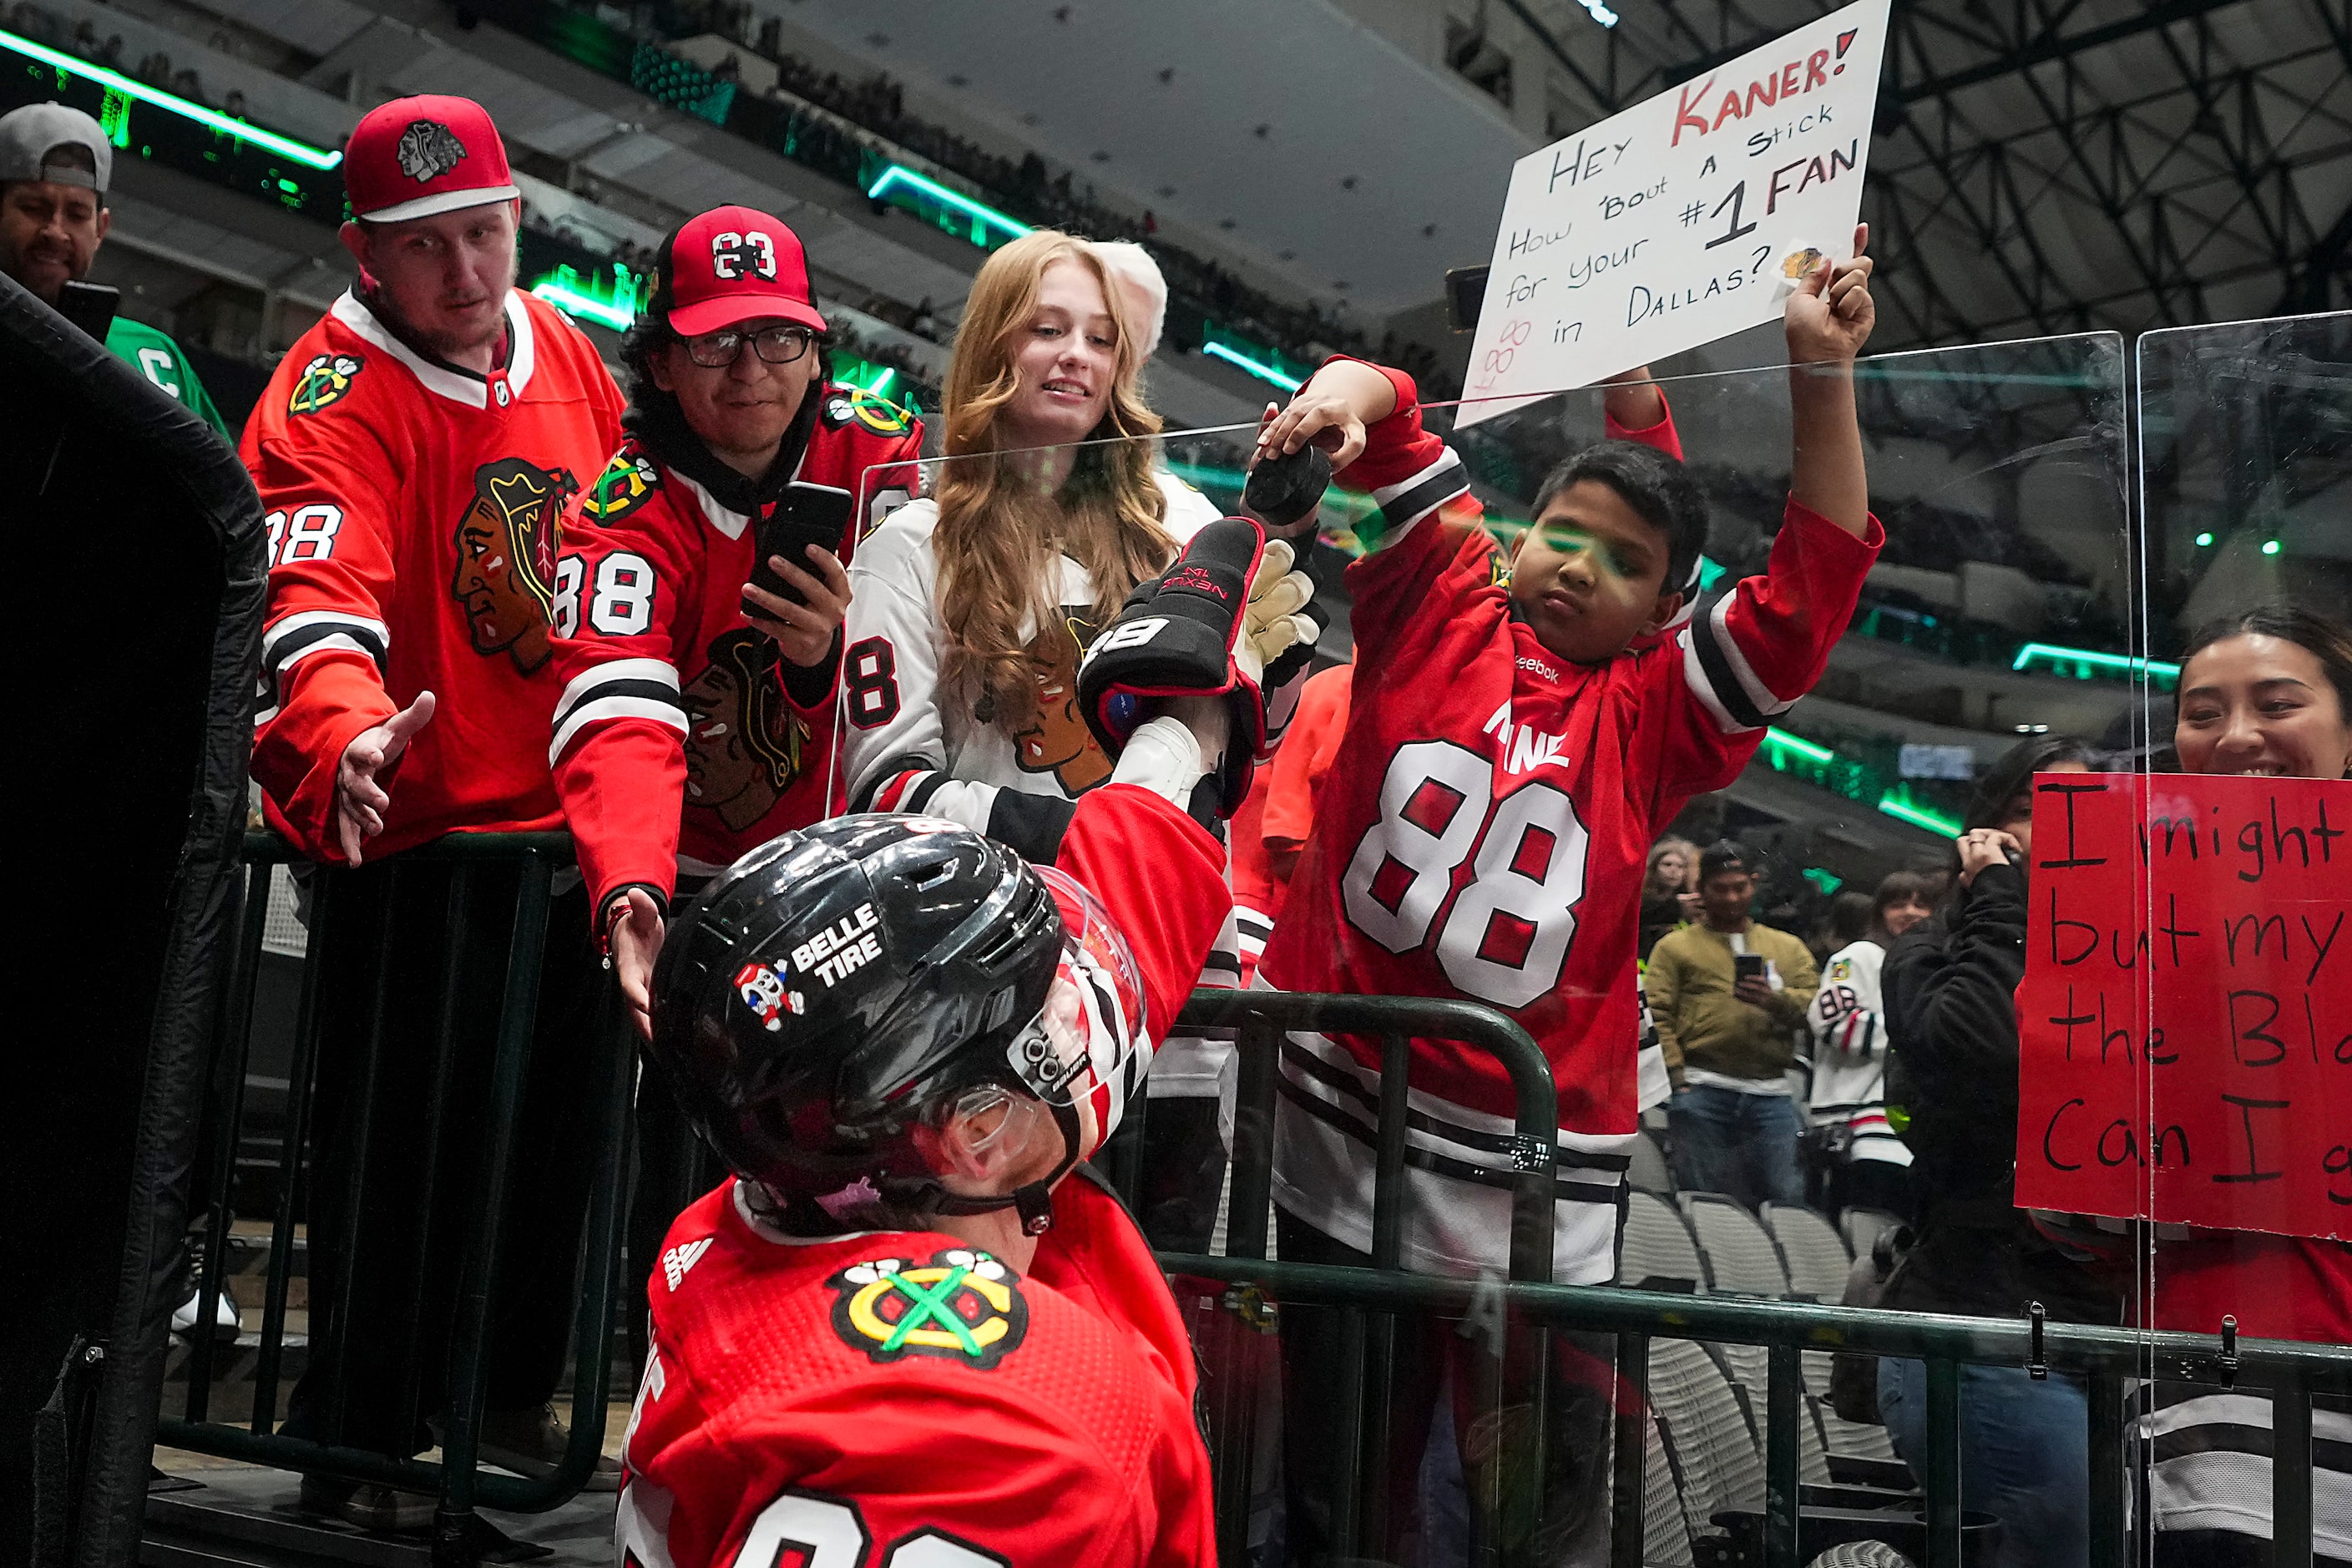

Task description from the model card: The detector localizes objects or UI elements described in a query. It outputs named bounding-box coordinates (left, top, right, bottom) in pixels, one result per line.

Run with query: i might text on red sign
left=2014, top=771, right=2350, bottom=1240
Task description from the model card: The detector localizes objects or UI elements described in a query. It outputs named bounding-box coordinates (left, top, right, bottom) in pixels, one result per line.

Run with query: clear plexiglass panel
left=847, top=332, right=2137, bottom=1567
left=2126, top=311, right=2352, bottom=1568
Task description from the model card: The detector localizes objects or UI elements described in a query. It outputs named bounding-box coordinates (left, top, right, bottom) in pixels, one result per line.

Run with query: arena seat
left=1647, top=1338, right=1767, bottom=1535
left=1763, top=1202, right=1853, bottom=1299
left=1841, top=1207, right=1904, bottom=1262
left=1679, top=1192, right=1795, bottom=1296
left=1620, top=1190, right=1705, bottom=1292
left=1628, top=1128, right=1675, bottom=1194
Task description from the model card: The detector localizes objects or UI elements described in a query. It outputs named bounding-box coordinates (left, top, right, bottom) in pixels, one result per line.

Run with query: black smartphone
left=1444, top=265, right=1489, bottom=332
left=57, top=279, right=119, bottom=341
left=1734, top=953, right=1766, bottom=983
left=744, top=482, right=852, bottom=612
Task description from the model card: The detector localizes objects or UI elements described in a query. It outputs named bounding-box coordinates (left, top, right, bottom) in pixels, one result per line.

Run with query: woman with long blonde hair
left=841, top=230, right=1244, bottom=1248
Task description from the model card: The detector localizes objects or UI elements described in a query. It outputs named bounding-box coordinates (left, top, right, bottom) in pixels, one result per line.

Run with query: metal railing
left=1151, top=988, right=2352, bottom=1568
left=146, top=870, right=2351, bottom=1568
left=156, top=832, right=632, bottom=1565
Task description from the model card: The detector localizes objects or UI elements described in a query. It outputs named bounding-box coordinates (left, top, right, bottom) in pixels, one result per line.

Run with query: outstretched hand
left=336, top=690, right=436, bottom=867
left=1784, top=223, right=1876, bottom=365
left=609, top=888, right=666, bottom=1042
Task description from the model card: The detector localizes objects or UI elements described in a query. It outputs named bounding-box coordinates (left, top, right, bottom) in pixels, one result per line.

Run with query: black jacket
left=1881, top=865, right=2120, bottom=1323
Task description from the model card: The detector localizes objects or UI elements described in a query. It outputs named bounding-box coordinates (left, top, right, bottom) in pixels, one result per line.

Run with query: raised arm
left=1783, top=223, right=1876, bottom=540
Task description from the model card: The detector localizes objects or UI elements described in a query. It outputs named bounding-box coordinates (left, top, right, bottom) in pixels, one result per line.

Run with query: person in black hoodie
left=1876, top=734, right=2122, bottom=1568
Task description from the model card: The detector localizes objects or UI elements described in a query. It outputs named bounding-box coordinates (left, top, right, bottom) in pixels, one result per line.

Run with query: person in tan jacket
left=1646, top=842, right=1818, bottom=1208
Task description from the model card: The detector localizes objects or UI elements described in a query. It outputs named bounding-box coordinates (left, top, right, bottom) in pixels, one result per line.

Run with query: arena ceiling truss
left=1504, top=0, right=2351, bottom=352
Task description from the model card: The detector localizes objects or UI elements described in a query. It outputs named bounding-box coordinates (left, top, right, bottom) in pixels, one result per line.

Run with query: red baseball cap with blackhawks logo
left=344, top=94, right=519, bottom=224
left=657, top=205, right=827, bottom=337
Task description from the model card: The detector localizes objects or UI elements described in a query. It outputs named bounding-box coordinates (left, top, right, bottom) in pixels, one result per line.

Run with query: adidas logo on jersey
left=661, top=1237, right=713, bottom=1292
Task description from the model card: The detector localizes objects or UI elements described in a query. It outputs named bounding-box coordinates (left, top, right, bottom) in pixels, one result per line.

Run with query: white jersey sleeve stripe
left=1364, top=449, right=1470, bottom=553
left=551, top=694, right=690, bottom=765
left=554, top=656, right=679, bottom=717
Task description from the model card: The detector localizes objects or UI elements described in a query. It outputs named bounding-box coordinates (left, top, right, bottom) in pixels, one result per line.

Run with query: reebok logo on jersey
left=661, top=1237, right=713, bottom=1292
left=828, top=1249, right=1029, bottom=1368
left=1516, top=654, right=1561, bottom=682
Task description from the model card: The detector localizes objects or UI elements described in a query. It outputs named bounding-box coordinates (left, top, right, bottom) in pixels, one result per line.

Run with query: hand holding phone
left=743, top=483, right=852, bottom=612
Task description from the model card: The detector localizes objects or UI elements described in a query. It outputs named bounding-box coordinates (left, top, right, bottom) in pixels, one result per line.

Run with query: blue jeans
left=1878, top=1358, right=2089, bottom=1568
left=1665, top=1085, right=1805, bottom=1210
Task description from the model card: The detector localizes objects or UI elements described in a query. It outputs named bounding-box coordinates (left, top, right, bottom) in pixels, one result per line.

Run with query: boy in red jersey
left=241, top=95, right=629, bottom=1525
left=1254, top=230, right=1881, bottom=1560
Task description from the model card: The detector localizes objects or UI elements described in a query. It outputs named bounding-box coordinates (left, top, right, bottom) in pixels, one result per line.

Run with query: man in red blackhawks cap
left=240, top=94, right=628, bottom=1527
left=541, top=205, right=922, bottom=1373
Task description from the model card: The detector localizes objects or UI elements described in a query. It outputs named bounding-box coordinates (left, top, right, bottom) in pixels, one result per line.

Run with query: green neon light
left=1202, top=340, right=1302, bottom=392
left=1878, top=795, right=1962, bottom=837
left=2262, top=539, right=2282, bottom=556
left=2011, top=642, right=2181, bottom=685
left=864, top=163, right=1031, bottom=245
left=0, top=28, right=343, bottom=169
left=2194, top=532, right=2214, bottom=547
left=529, top=265, right=644, bottom=331
left=1763, top=726, right=1834, bottom=765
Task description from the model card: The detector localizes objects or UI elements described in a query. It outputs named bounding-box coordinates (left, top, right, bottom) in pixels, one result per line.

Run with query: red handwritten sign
left=2015, top=773, right=2350, bottom=1239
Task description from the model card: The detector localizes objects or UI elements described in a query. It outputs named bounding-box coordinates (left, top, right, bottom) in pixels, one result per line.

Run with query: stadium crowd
left=6, top=76, right=2345, bottom=1568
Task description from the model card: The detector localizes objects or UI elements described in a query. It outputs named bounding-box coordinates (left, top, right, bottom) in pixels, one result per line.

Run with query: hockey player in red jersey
left=622, top=522, right=1282, bottom=1568
left=545, top=205, right=923, bottom=1039
left=240, top=95, right=629, bottom=1524
left=1253, top=230, right=1883, bottom=1561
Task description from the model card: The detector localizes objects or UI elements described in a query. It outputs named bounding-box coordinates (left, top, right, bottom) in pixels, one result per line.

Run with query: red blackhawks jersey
left=617, top=785, right=1230, bottom=1568
left=1260, top=362, right=1880, bottom=1282
left=245, top=289, right=625, bottom=861
left=548, top=389, right=921, bottom=918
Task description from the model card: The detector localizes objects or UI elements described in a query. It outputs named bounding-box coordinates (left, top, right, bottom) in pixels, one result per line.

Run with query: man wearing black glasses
left=544, top=205, right=921, bottom=1329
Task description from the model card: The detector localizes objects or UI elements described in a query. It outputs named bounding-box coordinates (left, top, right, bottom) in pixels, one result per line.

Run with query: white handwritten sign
left=1456, top=0, right=1891, bottom=427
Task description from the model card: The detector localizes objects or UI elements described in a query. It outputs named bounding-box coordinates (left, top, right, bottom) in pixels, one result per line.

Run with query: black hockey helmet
left=648, top=813, right=1149, bottom=1233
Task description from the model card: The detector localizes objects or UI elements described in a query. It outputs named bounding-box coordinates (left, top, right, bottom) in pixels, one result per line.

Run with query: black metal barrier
left=154, top=832, right=633, bottom=1565
left=144, top=862, right=2351, bottom=1568
left=1146, top=989, right=2352, bottom=1568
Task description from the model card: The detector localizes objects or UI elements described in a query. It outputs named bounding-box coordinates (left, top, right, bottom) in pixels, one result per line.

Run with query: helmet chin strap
left=932, top=1100, right=1085, bottom=1237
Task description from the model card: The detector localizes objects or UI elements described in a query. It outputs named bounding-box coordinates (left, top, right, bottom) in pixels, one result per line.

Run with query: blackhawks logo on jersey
left=580, top=448, right=661, bottom=524
left=827, top=1248, right=1028, bottom=1368
left=451, top=458, right=574, bottom=675
left=288, top=352, right=363, bottom=416
left=822, top=384, right=914, bottom=438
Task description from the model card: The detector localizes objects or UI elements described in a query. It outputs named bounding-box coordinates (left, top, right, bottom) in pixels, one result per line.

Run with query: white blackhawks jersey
left=838, top=469, right=1242, bottom=1095
left=1798, top=939, right=1912, bottom=1167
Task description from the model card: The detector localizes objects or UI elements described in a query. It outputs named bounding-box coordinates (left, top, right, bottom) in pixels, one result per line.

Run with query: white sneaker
left=169, top=1237, right=241, bottom=1342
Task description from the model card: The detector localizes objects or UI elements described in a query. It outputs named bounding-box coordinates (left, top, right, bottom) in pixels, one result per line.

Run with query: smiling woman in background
left=840, top=230, right=1262, bottom=1252
left=2139, top=604, right=2352, bottom=1568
